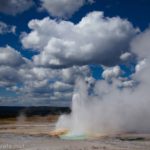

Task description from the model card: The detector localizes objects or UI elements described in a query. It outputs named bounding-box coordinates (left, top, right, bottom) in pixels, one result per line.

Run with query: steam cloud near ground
left=56, top=28, right=150, bottom=135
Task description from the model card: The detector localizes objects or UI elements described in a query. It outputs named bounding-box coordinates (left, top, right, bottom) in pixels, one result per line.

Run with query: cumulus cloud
left=135, top=59, right=146, bottom=72
left=120, top=52, right=132, bottom=61
left=120, top=80, right=135, bottom=88
left=0, top=66, right=21, bottom=87
left=60, top=65, right=90, bottom=83
left=21, top=11, right=138, bottom=68
left=18, top=65, right=90, bottom=99
left=0, top=45, right=29, bottom=88
left=0, top=21, right=16, bottom=34
left=51, top=81, right=73, bottom=92
left=0, top=45, right=25, bottom=67
left=1, top=10, right=150, bottom=107
left=0, top=55, right=90, bottom=104
left=131, top=27, right=150, bottom=60
left=40, top=0, right=93, bottom=19
left=0, top=0, right=34, bottom=16
left=102, top=66, right=121, bottom=81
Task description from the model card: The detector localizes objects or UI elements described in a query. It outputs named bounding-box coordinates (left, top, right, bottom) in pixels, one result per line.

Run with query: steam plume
left=56, top=28, right=150, bottom=135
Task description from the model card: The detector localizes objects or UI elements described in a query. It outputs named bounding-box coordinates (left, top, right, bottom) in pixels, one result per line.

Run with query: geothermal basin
left=1, top=115, right=150, bottom=150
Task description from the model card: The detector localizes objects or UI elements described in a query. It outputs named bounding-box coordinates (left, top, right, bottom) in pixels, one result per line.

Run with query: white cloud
left=3, top=11, right=150, bottom=107
left=0, top=44, right=91, bottom=104
left=0, top=0, right=34, bottom=16
left=0, top=45, right=30, bottom=89
left=0, top=21, right=16, bottom=34
left=135, top=59, right=146, bottom=72
left=102, top=66, right=121, bottom=81
left=52, top=81, right=73, bottom=92
left=40, top=0, right=93, bottom=18
left=0, top=66, right=21, bottom=87
left=120, top=52, right=132, bottom=61
left=121, top=80, right=135, bottom=88
left=60, top=65, right=90, bottom=83
left=51, top=91, right=72, bottom=101
left=131, top=28, right=150, bottom=60
left=21, top=11, right=138, bottom=68
left=3, top=63, right=89, bottom=103
left=0, top=45, right=25, bottom=67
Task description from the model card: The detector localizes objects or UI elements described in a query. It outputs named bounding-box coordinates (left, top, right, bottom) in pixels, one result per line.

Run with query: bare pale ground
left=1, top=116, right=150, bottom=150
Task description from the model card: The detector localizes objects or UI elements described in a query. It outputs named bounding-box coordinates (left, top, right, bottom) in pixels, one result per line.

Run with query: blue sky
left=0, top=0, right=150, bottom=106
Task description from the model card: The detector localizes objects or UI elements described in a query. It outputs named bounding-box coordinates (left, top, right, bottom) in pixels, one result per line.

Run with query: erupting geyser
left=53, top=28, right=150, bottom=139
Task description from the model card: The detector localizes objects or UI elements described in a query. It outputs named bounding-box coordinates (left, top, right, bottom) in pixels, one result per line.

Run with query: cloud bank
left=1, top=10, right=150, bottom=109
left=22, top=11, right=138, bottom=68
left=0, top=45, right=90, bottom=105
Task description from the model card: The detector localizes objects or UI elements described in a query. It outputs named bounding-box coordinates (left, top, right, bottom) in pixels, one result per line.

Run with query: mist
left=55, top=28, right=150, bottom=136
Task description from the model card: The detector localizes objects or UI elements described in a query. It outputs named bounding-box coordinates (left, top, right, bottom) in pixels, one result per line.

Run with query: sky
left=0, top=0, right=150, bottom=106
